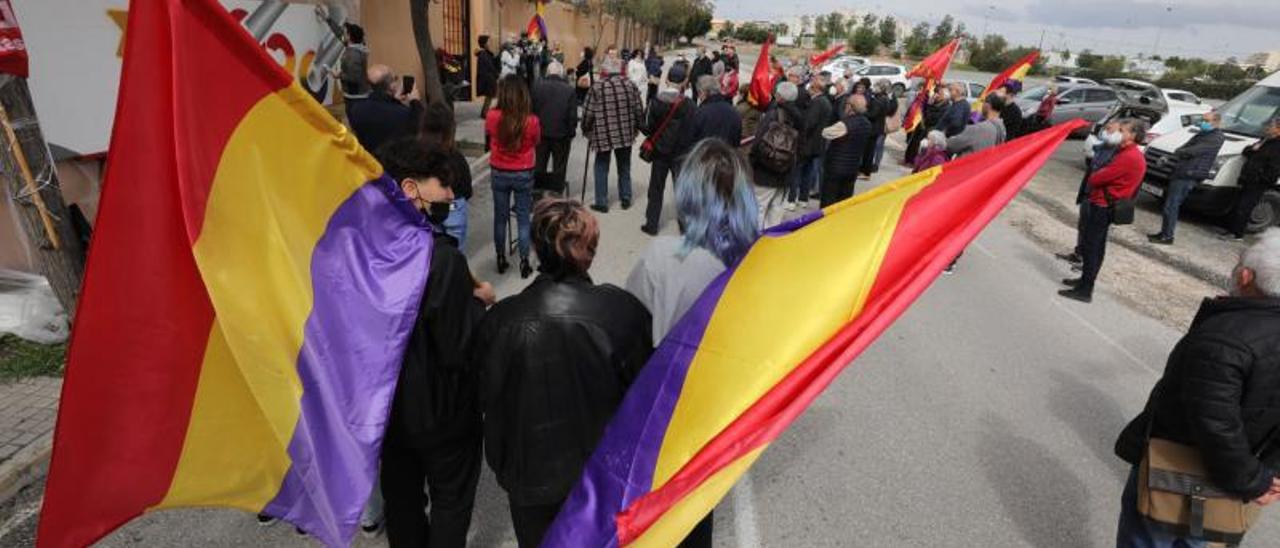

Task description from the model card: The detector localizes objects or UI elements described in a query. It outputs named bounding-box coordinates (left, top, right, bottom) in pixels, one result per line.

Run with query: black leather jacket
left=1115, top=297, right=1280, bottom=500
left=473, top=273, right=653, bottom=505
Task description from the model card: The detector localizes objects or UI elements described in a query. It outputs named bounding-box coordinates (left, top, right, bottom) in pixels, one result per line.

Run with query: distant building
left=1246, top=51, right=1280, bottom=72
left=1045, top=50, right=1079, bottom=70
left=710, top=19, right=730, bottom=38
left=1127, top=58, right=1168, bottom=79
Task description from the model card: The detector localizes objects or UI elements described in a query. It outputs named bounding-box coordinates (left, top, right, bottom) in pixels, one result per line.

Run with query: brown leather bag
left=1138, top=437, right=1262, bottom=545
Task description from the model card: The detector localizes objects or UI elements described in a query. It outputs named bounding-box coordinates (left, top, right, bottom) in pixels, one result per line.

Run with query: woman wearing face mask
left=485, top=75, right=542, bottom=278
left=1059, top=118, right=1149, bottom=303
left=1057, top=120, right=1123, bottom=266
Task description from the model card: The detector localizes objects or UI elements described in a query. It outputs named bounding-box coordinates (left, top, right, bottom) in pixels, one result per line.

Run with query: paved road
left=5, top=85, right=1279, bottom=547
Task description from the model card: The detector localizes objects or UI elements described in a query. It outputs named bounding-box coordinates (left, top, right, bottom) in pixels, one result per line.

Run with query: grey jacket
left=947, top=119, right=1007, bottom=157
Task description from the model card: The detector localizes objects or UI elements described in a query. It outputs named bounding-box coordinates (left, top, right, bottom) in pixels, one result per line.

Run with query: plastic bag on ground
left=0, top=269, right=69, bottom=344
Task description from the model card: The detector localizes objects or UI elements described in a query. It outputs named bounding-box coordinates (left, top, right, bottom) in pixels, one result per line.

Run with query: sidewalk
left=0, top=376, right=59, bottom=503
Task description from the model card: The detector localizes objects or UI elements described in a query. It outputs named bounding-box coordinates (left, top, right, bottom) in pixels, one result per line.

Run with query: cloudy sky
left=715, top=0, right=1279, bottom=61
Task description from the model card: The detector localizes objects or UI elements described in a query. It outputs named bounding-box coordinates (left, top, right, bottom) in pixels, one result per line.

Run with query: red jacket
left=1087, top=143, right=1146, bottom=207
left=485, top=110, right=541, bottom=171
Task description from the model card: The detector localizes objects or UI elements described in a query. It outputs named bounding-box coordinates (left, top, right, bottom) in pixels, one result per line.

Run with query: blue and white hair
left=674, top=138, right=760, bottom=266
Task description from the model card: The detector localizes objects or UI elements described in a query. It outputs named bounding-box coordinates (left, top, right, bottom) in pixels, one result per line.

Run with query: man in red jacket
left=1060, top=119, right=1149, bottom=303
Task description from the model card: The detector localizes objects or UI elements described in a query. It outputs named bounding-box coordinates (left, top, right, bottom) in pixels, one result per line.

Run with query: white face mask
left=1101, top=130, right=1123, bottom=146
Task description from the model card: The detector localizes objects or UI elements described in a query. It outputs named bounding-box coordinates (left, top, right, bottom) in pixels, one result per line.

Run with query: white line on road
left=732, top=473, right=761, bottom=548
left=973, top=241, right=998, bottom=259
left=1051, top=298, right=1158, bottom=374
left=0, top=497, right=41, bottom=540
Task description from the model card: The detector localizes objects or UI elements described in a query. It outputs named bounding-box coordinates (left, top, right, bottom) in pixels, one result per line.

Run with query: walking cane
left=579, top=142, right=591, bottom=204
left=0, top=102, right=60, bottom=249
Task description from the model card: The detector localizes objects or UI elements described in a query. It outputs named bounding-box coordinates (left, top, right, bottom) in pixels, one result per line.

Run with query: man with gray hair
left=1113, top=228, right=1280, bottom=546
left=750, top=81, right=803, bottom=227
left=677, top=74, right=742, bottom=155
left=583, top=55, right=643, bottom=212
left=532, top=61, right=578, bottom=195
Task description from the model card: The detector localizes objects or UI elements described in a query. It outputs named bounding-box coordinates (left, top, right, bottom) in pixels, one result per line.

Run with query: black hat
left=668, top=60, right=690, bottom=85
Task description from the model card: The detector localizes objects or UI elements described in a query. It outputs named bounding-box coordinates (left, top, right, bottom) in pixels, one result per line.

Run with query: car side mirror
left=1057, top=98, right=1073, bottom=105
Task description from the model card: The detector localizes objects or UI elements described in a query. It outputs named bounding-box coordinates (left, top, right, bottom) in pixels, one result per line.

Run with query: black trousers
left=644, top=157, right=679, bottom=230
left=904, top=127, right=927, bottom=163
left=1228, top=183, right=1269, bottom=238
left=819, top=168, right=857, bottom=208
left=508, top=499, right=714, bottom=548
left=1079, top=202, right=1113, bottom=295
left=647, top=82, right=659, bottom=102
left=381, top=421, right=482, bottom=548
left=535, top=137, right=572, bottom=194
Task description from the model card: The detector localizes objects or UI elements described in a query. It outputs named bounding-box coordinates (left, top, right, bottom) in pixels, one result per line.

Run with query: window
left=1021, top=86, right=1048, bottom=101
left=1169, top=92, right=1199, bottom=104
left=969, top=83, right=986, bottom=98
left=1085, top=89, right=1117, bottom=103
left=1060, top=89, right=1082, bottom=102
left=1216, top=85, right=1280, bottom=138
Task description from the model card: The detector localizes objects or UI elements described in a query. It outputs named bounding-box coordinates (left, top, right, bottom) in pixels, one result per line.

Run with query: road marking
left=732, top=472, right=761, bottom=548
left=973, top=241, right=998, bottom=259
left=0, top=497, right=41, bottom=540
left=1051, top=298, right=1158, bottom=374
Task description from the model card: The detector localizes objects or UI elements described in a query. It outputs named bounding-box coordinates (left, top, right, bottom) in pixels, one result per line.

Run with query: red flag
left=0, top=0, right=28, bottom=78
left=906, top=39, right=959, bottom=80
left=809, top=44, right=845, bottom=67
left=978, top=50, right=1040, bottom=103
left=747, top=34, right=777, bottom=111
left=903, top=78, right=937, bottom=133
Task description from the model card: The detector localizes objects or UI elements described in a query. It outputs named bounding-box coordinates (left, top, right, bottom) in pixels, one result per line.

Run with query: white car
left=1054, top=75, right=1098, bottom=85
left=819, top=55, right=869, bottom=78
left=1083, top=80, right=1212, bottom=158
left=1163, top=88, right=1203, bottom=106
left=855, top=63, right=910, bottom=95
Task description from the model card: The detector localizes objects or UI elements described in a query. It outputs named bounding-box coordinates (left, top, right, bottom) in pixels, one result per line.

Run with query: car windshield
left=1216, top=85, right=1280, bottom=138
left=1022, top=86, right=1049, bottom=101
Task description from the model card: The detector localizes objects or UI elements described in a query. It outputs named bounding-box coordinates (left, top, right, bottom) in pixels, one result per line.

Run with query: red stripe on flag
left=613, top=120, right=1086, bottom=545
left=37, top=2, right=294, bottom=547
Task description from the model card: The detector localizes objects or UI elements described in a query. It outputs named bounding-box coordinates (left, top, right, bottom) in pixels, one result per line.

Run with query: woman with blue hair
left=623, top=137, right=758, bottom=548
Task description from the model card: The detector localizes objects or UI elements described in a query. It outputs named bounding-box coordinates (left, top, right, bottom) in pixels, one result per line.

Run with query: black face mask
left=425, top=201, right=451, bottom=226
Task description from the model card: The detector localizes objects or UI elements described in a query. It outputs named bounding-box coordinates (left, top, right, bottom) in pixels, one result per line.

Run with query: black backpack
left=752, top=108, right=799, bottom=174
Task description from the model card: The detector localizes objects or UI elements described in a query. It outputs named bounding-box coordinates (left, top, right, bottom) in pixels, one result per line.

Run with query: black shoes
left=1057, top=288, right=1093, bottom=303
left=640, top=224, right=658, bottom=236
left=520, top=258, right=533, bottom=279
left=1062, top=278, right=1082, bottom=288
left=496, top=255, right=510, bottom=274
left=1055, top=252, right=1083, bottom=264
left=590, top=204, right=609, bottom=214
left=1147, top=233, right=1174, bottom=245
left=620, top=200, right=632, bottom=210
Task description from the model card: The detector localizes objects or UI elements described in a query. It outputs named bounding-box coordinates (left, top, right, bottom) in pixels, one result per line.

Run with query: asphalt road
left=3, top=69, right=1275, bottom=547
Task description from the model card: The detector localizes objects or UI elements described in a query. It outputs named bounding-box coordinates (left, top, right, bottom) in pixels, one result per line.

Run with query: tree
left=409, top=0, right=446, bottom=105
left=850, top=14, right=879, bottom=55
left=930, top=15, right=955, bottom=49
left=878, top=16, right=897, bottom=48
left=1210, top=62, right=1247, bottom=81
left=967, top=34, right=1008, bottom=72
left=905, top=22, right=931, bottom=57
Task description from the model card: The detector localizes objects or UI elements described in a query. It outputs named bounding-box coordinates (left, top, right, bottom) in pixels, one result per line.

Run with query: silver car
left=1017, top=84, right=1120, bottom=137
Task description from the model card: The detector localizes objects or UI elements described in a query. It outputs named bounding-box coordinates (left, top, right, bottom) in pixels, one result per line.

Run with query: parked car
left=1164, top=88, right=1204, bottom=106
left=820, top=55, right=869, bottom=77
left=1141, top=71, right=1280, bottom=232
left=903, top=80, right=986, bottom=108
left=1082, top=79, right=1212, bottom=159
left=1017, top=83, right=1119, bottom=136
left=1054, top=75, right=1098, bottom=85
left=855, top=63, right=910, bottom=95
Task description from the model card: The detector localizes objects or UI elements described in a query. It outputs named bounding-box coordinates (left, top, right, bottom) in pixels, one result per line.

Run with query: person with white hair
left=749, top=81, right=803, bottom=227
left=676, top=74, right=742, bottom=155
left=626, top=47, right=649, bottom=101
left=583, top=54, right=644, bottom=213
left=912, top=130, right=949, bottom=173
left=1113, top=228, right=1280, bottom=546
left=531, top=61, right=578, bottom=195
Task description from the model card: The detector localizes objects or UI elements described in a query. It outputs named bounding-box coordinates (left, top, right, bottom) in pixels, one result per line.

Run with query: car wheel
left=1246, top=190, right=1280, bottom=233
left=892, top=83, right=905, bottom=96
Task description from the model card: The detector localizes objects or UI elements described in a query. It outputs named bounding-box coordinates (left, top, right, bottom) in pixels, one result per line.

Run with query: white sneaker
left=800, top=200, right=810, bottom=209
left=784, top=202, right=797, bottom=211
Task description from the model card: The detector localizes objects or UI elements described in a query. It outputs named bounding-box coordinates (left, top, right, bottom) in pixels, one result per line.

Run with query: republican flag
left=747, top=34, right=777, bottom=110
left=809, top=44, right=845, bottom=67
left=542, top=119, right=1088, bottom=547
left=906, top=38, right=960, bottom=80
left=902, top=77, right=937, bottom=133
left=37, top=1, right=432, bottom=547
left=527, top=0, right=549, bottom=41
left=977, top=50, right=1040, bottom=106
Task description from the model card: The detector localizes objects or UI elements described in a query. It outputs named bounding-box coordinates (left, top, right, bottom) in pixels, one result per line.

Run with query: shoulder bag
left=1106, top=188, right=1136, bottom=226
left=639, top=96, right=684, bottom=163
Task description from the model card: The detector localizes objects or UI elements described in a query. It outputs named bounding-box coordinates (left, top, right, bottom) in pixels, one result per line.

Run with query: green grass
left=0, top=334, right=66, bottom=382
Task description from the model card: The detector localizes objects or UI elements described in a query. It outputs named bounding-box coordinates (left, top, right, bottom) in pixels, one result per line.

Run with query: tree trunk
left=409, top=0, right=447, bottom=106
left=0, top=77, right=85, bottom=317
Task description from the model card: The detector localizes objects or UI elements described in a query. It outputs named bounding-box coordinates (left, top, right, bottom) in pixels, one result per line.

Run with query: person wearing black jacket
left=575, top=47, right=595, bottom=106
left=1150, top=112, right=1227, bottom=245
left=474, top=199, right=653, bottom=548
left=751, top=82, right=803, bottom=227
left=1225, top=118, right=1280, bottom=240
left=904, top=86, right=948, bottom=164
left=532, top=62, right=578, bottom=196
left=935, top=82, right=971, bottom=137
left=820, top=93, right=871, bottom=207
left=348, top=65, right=423, bottom=154
left=1114, top=230, right=1280, bottom=545
left=690, top=47, right=714, bottom=86
left=859, top=81, right=889, bottom=177
left=640, top=66, right=695, bottom=235
left=476, top=35, right=499, bottom=119
left=788, top=75, right=833, bottom=209
left=996, top=81, right=1026, bottom=139
left=419, top=103, right=475, bottom=248
left=376, top=138, right=495, bottom=548
left=679, top=75, right=743, bottom=152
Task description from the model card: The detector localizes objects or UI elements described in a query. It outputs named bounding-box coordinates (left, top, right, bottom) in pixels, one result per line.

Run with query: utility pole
left=1038, top=29, right=1045, bottom=51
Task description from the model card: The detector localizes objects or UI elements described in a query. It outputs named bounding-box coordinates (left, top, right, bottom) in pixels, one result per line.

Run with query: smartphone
left=402, top=75, right=416, bottom=95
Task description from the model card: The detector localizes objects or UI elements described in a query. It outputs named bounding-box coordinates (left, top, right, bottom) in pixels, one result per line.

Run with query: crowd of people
left=329, top=27, right=1280, bottom=547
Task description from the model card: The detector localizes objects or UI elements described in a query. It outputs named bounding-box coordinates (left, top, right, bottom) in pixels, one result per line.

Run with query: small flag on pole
left=747, top=34, right=777, bottom=111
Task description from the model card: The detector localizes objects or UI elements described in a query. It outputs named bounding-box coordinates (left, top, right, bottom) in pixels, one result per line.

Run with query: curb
left=0, top=433, right=52, bottom=506
left=1017, top=187, right=1231, bottom=288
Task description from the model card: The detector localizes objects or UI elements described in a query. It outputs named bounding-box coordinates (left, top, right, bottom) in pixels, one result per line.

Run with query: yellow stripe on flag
left=631, top=448, right=767, bottom=548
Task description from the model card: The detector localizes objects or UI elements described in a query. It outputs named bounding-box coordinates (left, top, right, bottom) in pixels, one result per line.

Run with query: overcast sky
left=715, top=0, right=1279, bottom=61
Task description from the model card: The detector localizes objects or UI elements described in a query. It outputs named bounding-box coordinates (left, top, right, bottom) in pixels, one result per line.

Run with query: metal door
left=441, top=0, right=472, bottom=100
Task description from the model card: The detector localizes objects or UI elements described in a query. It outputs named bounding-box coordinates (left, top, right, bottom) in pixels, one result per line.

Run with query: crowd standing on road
left=315, top=40, right=1280, bottom=548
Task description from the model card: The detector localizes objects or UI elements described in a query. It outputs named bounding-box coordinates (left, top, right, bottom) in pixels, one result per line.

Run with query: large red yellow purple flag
left=543, top=119, right=1088, bottom=547
left=37, top=1, right=431, bottom=547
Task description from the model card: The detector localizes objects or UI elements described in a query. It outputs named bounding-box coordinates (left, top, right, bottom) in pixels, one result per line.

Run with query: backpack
left=752, top=108, right=799, bottom=174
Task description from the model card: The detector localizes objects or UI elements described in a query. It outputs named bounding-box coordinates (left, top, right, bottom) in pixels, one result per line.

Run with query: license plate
left=1142, top=182, right=1164, bottom=198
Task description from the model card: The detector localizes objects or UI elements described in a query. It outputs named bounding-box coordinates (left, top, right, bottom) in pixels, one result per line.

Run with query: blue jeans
left=787, top=156, right=822, bottom=203
left=593, top=147, right=633, bottom=208
left=1117, top=465, right=1210, bottom=548
left=491, top=169, right=533, bottom=259
left=1159, top=178, right=1196, bottom=239
left=872, top=134, right=887, bottom=171
left=443, top=197, right=469, bottom=249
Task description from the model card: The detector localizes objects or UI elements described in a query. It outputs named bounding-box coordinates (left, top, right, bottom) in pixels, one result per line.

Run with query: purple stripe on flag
left=543, top=211, right=824, bottom=547
left=262, top=174, right=432, bottom=547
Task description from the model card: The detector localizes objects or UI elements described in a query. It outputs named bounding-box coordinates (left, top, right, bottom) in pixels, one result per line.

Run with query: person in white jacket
left=627, top=49, right=649, bottom=102
left=500, top=34, right=520, bottom=78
